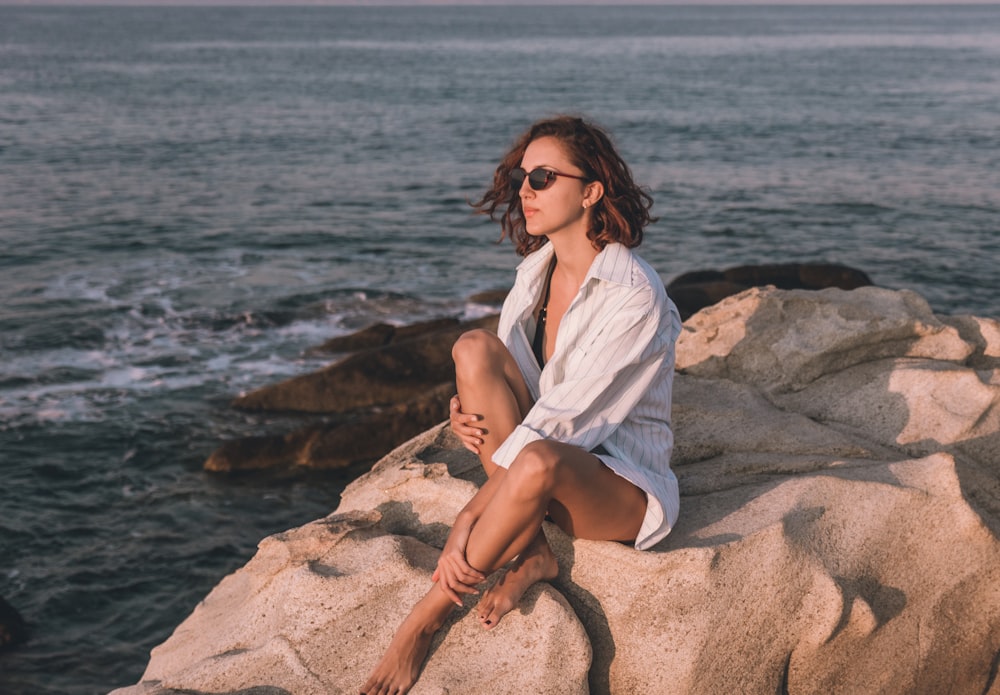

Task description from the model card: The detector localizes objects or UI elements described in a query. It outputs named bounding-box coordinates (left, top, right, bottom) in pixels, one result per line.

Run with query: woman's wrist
left=453, top=509, right=476, bottom=533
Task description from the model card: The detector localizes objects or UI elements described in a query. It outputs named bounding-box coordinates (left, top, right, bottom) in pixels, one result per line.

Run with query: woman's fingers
left=449, top=581, right=480, bottom=596
left=449, top=395, right=485, bottom=452
left=440, top=582, right=463, bottom=607
left=450, top=396, right=483, bottom=428
left=454, top=559, right=485, bottom=584
left=436, top=569, right=479, bottom=606
left=441, top=554, right=483, bottom=583
left=438, top=556, right=485, bottom=591
left=446, top=566, right=483, bottom=586
left=452, top=414, right=484, bottom=437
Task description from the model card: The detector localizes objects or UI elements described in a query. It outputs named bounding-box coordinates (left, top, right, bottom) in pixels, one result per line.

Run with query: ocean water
left=1, top=5, right=998, bottom=693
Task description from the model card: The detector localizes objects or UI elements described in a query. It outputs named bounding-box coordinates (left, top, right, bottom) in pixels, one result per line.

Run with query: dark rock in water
left=667, top=281, right=749, bottom=323
left=0, top=595, right=28, bottom=650
left=466, top=289, right=509, bottom=306
left=723, top=263, right=872, bottom=291
left=233, top=315, right=497, bottom=414
left=206, top=383, right=454, bottom=472
left=668, top=262, right=872, bottom=319
left=308, top=317, right=461, bottom=355
left=213, top=315, right=501, bottom=474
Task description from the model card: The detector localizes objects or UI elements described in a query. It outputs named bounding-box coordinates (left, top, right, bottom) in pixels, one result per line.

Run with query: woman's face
left=517, top=136, right=591, bottom=240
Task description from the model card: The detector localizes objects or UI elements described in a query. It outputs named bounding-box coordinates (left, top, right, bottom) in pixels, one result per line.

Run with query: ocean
left=1, top=5, right=998, bottom=693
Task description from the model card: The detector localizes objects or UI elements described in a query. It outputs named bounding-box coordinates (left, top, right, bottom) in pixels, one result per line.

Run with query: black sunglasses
left=509, top=167, right=588, bottom=191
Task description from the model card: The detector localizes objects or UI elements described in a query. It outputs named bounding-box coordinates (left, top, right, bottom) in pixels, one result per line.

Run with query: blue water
left=1, top=5, right=998, bottom=694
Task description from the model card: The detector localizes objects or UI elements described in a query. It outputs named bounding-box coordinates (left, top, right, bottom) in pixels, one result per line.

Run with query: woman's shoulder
left=602, top=246, right=680, bottom=339
left=597, top=244, right=667, bottom=302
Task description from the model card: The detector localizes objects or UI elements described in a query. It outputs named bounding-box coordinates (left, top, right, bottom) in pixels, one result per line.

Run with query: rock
left=205, top=383, right=455, bottom=472
left=544, top=451, right=1000, bottom=695
left=233, top=315, right=498, bottom=414
left=466, top=289, right=509, bottom=306
left=118, top=288, right=1000, bottom=695
left=940, top=313, right=1000, bottom=370
left=308, top=317, right=461, bottom=355
left=722, top=262, right=872, bottom=291
left=667, top=262, right=872, bottom=319
left=0, top=595, right=28, bottom=651
left=666, top=279, right=750, bottom=322
left=111, top=508, right=590, bottom=695
left=676, top=285, right=974, bottom=394
left=208, top=314, right=500, bottom=474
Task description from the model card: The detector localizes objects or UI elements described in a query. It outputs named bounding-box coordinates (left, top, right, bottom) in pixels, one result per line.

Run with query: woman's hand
left=449, top=395, right=485, bottom=455
left=432, top=514, right=486, bottom=606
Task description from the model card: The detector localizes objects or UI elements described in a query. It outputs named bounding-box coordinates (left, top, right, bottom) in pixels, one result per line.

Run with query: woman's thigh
left=515, top=440, right=647, bottom=544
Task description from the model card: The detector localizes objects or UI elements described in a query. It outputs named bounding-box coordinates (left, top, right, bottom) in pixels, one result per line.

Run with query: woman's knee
left=452, top=329, right=504, bottom=374
left=506, top=440, right=562, bottom=497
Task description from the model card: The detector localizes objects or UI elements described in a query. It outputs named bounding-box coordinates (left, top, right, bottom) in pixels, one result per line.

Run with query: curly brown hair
left=472, top=115, right=656, bottom=257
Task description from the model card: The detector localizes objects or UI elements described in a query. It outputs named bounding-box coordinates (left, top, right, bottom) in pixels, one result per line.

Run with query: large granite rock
left=111, top=506, right=589, bottom=695
left=114, top=287, right=1000, bottom=695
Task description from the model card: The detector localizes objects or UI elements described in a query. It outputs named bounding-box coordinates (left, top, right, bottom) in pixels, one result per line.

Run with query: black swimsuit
left=531, top=260, right=555, bottom=368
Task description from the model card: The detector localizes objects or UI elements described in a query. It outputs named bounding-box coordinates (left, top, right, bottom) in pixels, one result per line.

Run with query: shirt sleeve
left=492, top=281, right=672, bottom=469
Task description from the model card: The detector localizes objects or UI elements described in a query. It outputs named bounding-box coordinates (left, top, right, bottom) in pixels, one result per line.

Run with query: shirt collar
left=517, top=241, right=636, bottom=289
left=515, top=242, right=556, bottom=299
left=586, top=242, right=636, bottom=287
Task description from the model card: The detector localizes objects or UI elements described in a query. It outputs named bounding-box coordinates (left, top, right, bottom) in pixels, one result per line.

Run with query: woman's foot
left=361, top=585, right=453, bottom=695
left=477, top=532, right=558, bottom=630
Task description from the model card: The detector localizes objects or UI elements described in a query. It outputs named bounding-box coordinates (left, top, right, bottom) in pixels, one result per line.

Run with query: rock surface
left=114, top=287, right=1000, bottom=695
left=111, top=477, right=590, bottom=695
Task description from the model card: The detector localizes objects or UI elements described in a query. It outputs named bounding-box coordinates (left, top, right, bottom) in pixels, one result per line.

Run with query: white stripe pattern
left=493, top=241, right=682, bottom=550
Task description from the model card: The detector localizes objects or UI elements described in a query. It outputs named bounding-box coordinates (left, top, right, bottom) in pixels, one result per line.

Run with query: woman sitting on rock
left=362, top=115, right=682, bottom=695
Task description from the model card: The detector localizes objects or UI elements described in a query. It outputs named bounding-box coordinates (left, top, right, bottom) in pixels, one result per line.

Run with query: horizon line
left=2, top=0, right=999, bottom=6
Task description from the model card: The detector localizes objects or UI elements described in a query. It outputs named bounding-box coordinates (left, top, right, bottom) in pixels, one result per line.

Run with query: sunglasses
left=509, top=167, right=588, bottom=191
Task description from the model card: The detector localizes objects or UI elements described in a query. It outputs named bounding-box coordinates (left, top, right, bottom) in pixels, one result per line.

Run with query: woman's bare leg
left=363, top=330, right=540, bottom=693
left=450, top=330, right=560, bottom=627
left=451, top=329, right=534, bottom=475
left=360, top=582, right=455, bottom=695
left=468, top=440, right=646, bottom=629
left=475, top=528, right=557, bottom=629
left=362, top=332, right=646, bottom=692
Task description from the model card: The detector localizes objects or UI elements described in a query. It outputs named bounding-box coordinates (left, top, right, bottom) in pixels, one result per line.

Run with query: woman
left=362, top=115, right=681, bottom=695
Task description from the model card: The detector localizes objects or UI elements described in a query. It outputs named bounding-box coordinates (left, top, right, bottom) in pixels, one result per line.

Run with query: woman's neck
left=547, top=232, right=600, bottom=289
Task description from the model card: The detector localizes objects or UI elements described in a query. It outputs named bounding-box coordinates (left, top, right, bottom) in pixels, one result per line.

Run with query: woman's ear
left=583, top=181, right=604, bottom=209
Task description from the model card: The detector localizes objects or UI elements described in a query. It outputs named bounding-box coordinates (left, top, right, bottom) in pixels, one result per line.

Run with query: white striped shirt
left=493, top=241, right=682, bottom=550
